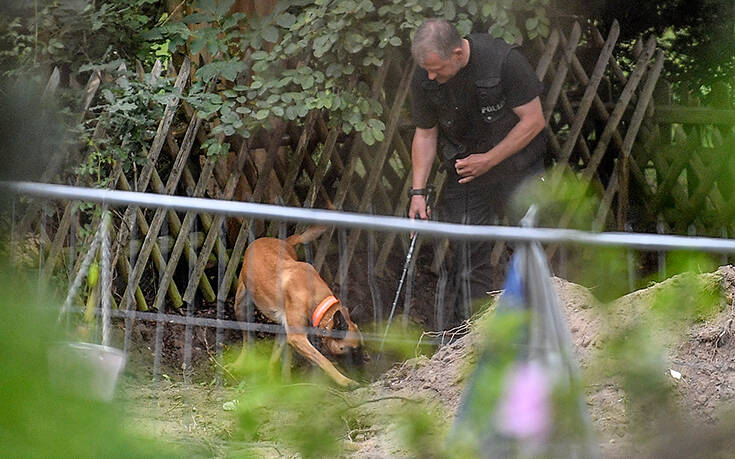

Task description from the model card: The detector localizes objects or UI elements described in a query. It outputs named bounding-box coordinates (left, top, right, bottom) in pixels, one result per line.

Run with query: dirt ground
left=118, top=265, right=735, bottom=458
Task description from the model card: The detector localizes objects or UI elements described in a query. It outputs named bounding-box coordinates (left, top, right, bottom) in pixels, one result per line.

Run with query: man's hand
left=455, top=152, right=497, bottom=184
left=454, top=96, right=545, bottom=184
left=408, top=195, right=431, bottom=220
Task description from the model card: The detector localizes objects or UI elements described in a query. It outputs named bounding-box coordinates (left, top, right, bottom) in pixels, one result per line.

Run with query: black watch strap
left=408, top=187, right=431, bottom=198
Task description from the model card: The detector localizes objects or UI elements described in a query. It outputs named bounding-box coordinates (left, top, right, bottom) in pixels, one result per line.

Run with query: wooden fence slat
left=251, top=123, right=289, bottom=203
left=117, top=172, right=184, bottom=307
left=535, top=29, right=560, bottom=81
left=264, top=111, right=320, bottom=236
left=543, top=22, right=581, bottom=123
left=550, top=36, right=656, bottom=241
left=112, top=59, right=191, bottom=310
left=182, top=142, right=251, bottom=303
left=592, top=23, right=628, bottom=86
left=40, top=107, right=111, bottom=283
left=558, top=25, right=633, bottom=168
left=302, top=76, right=360, bottom=212
left=312, top=58, right=393, bottom=273
left=582, top=36, right=657, bottom=181
left=650, top=140, right=698, bottom=211
left=617, top=49, right=665, bottom=228
left=558, top=20, right=620, bottom=166
left=148, top=161, right=217, bottom=300
left=305, top=123, right=341, bottom=209
left=681, top=153, right=728, bottom=227
left=280, top=111, right=318, bottom=204
left=375, top=133, right=418, bottom=274
left=40, top=202, right=76, bottom=281
left=210, top=123, right=289, bottom=306
left=42, top=67, right=61, bottom=99
left=150, top=153, right=219, bottom=312
left=165, top=130, right=231, bottom=264
left=313, top=115, right=363, bottom=206
left=121, top=110, right=205, bottom=309
left=355, top=142, right=401, bottom=214
left=334, top=63, right=415, bottom=280
left=18, top=69, right=103, bottom=238
left=109, top=225, right=149, bottom=311
left=652, top=106, right=735, bottom=125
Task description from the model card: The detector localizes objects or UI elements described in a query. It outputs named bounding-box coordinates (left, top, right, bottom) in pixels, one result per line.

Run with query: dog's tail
left=286, top=225, right=329, bottom=246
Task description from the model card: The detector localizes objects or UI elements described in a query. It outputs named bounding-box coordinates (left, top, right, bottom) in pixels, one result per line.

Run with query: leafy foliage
left=0, top=0, right=164, bottom=82
left=553, top=0, right=735, bottom=94
left=75, top=61, right=175, bottom=186
left=150, top=0, right=550, bottom=152
left=2, top=0, right=552, bottom=161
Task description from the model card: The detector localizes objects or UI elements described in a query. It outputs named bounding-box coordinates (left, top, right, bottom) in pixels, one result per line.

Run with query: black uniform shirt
left=410, top=35, right=544, bottom=156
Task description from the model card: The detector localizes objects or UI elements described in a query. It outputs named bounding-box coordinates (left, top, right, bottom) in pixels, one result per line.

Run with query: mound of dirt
left=345, top=266, right=735, bottom=457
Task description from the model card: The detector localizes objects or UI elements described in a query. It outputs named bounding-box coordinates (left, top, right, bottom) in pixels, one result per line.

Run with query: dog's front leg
left=285, top=332, right=357, bottom=388
left=269, top=333, right=291, bottom=382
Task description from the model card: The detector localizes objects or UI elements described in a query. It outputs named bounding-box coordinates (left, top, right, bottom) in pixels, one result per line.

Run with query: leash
left=380, top=231, right=418, bottom=352
left=380, top=187, right=434, bottom=352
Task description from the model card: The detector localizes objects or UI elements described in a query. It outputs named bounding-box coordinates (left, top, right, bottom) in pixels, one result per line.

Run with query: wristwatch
left=407, top=187, right=431, bottom=197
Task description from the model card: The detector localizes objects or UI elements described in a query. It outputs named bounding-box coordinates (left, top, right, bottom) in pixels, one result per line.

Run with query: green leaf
left=251, top=61, right=269, bottom=73
left=276, top=13, right=297, bottom=28
left=301, top=75, right=315, bottom=90
left=183, top=12, right=213, bottom=24
left=262, top=25, right=279, bottom=43
left=313, top=34, right=333, bottom=58
left=255, top=109, right=270, bottom=120
left=444, top=2, right=456, bottom=20
left=195, top=0, right=216, bottom=12
left=285, top=106, right=298, bottom=120
left=272, top=106, right=285, bottom=117
left=190, top=36, right=206, bottom=55
left=367, top=118, right=385, bottom=130
left=372, top=126, right=385, bottom=142
left=206, top=39, right=219, bottom=57
left=195, top=60, right=247, bottom=82
left=326, top=63, right=342, bottom=78
left=215, top=0, right=236, bottom=19
left=361, top=129, right=375, bottom=145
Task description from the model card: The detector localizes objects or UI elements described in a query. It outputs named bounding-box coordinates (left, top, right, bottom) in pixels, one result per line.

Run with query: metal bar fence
left=5, top=180, right=735, bottom=382
left=8, top=181, right=735, bottom=253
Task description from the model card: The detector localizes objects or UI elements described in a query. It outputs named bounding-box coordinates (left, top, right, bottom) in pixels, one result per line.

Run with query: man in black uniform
left=408, top=19, right=546, bottom=326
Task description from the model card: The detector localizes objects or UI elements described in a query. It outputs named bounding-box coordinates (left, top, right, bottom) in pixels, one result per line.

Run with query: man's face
left=420, top=49, right=462, bottom=84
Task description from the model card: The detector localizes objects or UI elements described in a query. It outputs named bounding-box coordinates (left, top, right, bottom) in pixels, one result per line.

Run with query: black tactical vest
left=421, top=34, right=543, bottom=177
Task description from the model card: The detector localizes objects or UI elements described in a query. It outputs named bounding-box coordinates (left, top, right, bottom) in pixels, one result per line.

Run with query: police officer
left=408, top=19, right=546, bottom=326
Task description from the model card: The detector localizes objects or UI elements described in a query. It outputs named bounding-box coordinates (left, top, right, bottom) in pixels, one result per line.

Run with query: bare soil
left=118, top=265, right=735, bottom=457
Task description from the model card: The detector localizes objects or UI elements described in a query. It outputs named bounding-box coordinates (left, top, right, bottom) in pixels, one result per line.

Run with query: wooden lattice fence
left=635, top=82, right=735, bottom=238
left=18, top=19, right=695, bottom=329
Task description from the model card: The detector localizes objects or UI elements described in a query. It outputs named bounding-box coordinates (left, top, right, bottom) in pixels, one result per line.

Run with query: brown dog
left=232, top=226, right=362, bottom=387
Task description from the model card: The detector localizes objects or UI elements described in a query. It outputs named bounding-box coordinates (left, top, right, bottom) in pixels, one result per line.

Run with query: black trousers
left=435, top=159, right=543, bottom=329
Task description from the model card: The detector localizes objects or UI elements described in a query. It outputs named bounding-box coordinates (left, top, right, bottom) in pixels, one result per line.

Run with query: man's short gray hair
left=411, top=19, right=462, bottom=65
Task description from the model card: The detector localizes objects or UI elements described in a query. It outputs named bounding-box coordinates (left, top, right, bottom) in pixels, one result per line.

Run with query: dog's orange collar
left=312, top=295, right=339, bottom=327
